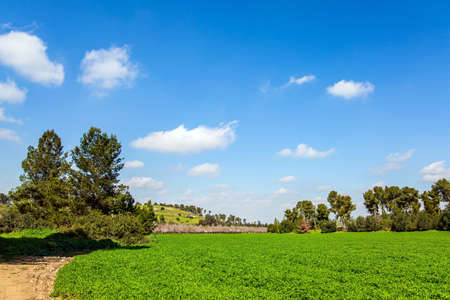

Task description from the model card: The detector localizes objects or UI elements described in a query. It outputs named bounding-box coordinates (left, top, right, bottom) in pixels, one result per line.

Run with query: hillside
left=153, top=205, right=204, bottom=225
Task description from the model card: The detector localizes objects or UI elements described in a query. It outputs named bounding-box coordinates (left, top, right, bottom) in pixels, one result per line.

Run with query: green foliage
left=320, top=220, right=337, bottom=233
left=438, top=207, right=450, bottom=231
left=61, top=211, right=149, bottom=245
left=316, top=203, right=329, bottom=222
left=70, top=127, right=134, bottom=215
left=0, top=192, right=10, bottom=204
left=327, top=191, right=355, bottom=226
left=53, top=232, right=450, bottom=299
left=135, top=201, right=157, bottom=234
left=280, top=219, right=294, bottom=233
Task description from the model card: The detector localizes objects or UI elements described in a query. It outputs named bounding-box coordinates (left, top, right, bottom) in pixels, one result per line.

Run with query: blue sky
left=0, top=1, right=449, bottom=222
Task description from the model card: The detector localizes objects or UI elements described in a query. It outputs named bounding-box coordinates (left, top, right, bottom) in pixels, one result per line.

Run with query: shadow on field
left=0, top=233, right=149, bottom=261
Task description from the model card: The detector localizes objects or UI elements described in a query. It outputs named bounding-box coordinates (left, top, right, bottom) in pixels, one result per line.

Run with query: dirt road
left=0, top=256, right=72, bottom=300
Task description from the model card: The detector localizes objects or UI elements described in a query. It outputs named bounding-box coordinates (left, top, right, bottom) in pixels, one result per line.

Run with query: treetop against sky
left=0, top=1, right=449, bottom=222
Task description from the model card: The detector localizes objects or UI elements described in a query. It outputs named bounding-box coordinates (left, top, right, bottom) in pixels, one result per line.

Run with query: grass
left=52, top=231, right=450, bottom=299
left=0, top=229, right=121, bottom=260
left=153, top=205, right=204, bottom=225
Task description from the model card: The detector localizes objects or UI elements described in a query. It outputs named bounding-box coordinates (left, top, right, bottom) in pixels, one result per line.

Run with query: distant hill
left=154, top=205, right=205, bottom=225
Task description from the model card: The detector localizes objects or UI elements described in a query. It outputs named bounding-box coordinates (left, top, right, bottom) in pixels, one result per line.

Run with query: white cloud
left=327, top=80, right=374, bottom=99
left=274, top=187, right=289, bottom=195
left=370, top=162, right=403, bottom=175
left=317, top=185, right=331, bottom=191
left=0, top=107, right=22, bottom=124
left=79, top=45, right=138, bottom=94
left=0, top=31, right=64, bottom=85
left=187, top=163, right=220, bottom=177
left=124, top=160, right=144, bottom=169
left=131, top=121, right=237, bottom=154
left=278, top=144, right=335, bottom=159
left=283, top=75, right=315, bottom=88
left=386, top=149, right=415, bottom=162
left=279, top=176, right=296, bottom=183
left=419, top=161, right=450, bottom=182
left=0, top=79, right=27, bottom=103
left=184, top=189, right=193, bottom=196
left=0, top=128, right=19, bottom=141
left=125, top=176, right=164, bottom=189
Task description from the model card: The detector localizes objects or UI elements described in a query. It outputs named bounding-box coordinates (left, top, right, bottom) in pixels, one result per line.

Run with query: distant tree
left=296, top=200, right=316, bottom=228
left=421, top=191, right=441, bottom=215
left=327, top=191, right=356, bottom=229
left=0, top=193, right=10, bottom=204
left=394, top=187, right=421, bottom=215
left=70, top=127, right=134, bottom=214
left=284, top=209, right=297, bottom=223
left=316, top=203, right=330, bottom=223
left=431, top=178, right=450, bottom=207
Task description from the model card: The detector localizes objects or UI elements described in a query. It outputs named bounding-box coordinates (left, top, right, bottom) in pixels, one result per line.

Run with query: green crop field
left=153, top=205, right=204, bottom=225
left=51, top=231, right=449, bottom=299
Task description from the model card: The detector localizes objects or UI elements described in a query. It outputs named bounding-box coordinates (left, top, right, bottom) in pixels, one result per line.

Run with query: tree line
left=0, top=128, right=157, bottom=244
left=268, top=181, right=450, bottom=233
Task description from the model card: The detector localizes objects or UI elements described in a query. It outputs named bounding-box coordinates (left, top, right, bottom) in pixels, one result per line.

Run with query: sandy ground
left=0, top=256, right=73, bottom=300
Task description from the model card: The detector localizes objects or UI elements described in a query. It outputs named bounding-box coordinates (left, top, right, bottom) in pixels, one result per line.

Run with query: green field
left=50, top=231, right=450, bottom=299
left=153, top=205, right=204, bottom=225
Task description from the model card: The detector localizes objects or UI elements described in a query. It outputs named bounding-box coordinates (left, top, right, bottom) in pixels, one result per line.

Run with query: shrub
left=62, top=212, right=148, bottom=245
left=280, top=219, right=294, bottom=233
left=356, top=216, right=367, bottom=232
left=391, top=211, right=409, bottom=232
left=365, top=216, right=382, bottom=232
left=346, top=219, right=358, bottom=232
left=438, top=208, right=450, bottom=231
left=320, top=220, right=337, bottom=233
left=416, top=212, right=433, bottom=231
left=299, top=219, right=311, bottom=234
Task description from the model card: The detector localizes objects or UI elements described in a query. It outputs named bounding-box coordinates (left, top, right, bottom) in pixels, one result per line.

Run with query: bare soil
left=0, top=256, right=73, bottom=300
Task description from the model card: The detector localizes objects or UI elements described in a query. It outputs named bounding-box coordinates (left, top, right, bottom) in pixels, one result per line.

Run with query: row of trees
left=0, top=128, right=157, bottom=243
left=154, top=202, right=205, bottom=216
left=198, top=213, right=266, bottom=227
left=269, top=180, right=450, bottom=233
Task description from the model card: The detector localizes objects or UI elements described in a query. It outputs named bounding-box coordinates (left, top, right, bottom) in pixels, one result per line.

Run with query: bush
left=62, top=212, right=148, bottom=245
left=438, top=208, right=450, bottom=231
left=346, top=219, right=358, bottom=232
left=391, top=212, right=409, bottom=232
left=416, top=212, right=433, bottom=231
left=280, top=219, right=294, bottom=233
left=320, top=220, right=337, bottom=233
left=356, top=216, right=367, bottom=232
left=366, top=216, right=382, bottom=232
left=299, top=219, right=311, bottom=234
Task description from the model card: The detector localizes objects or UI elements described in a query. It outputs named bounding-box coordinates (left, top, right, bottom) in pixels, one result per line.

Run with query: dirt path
left=0, top=256, right=73, bottom=300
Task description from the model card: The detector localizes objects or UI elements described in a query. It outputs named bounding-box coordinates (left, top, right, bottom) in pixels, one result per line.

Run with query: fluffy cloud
left=370, top=162, right=403, bottom=175
left=0, top=107, right=22, bottom=124
left=0, top=128, right=19, bottom=141
left=279, top=176, right=296, bottom=183
left=187, top=163, right=220, bottom=177
left=327, top=80, right=374, bottom=99
left=283, top=75, right=315, bottom=88
left=0, top=31, right=64, bottom=85
left=0, top=79, right=27, bottom=103
left=79, top=46, right=138, bottom=94
left=419, top=161, right=450, bottom=182
left=125, top=176, right=164, bottom=189
left=386, top=149, right=415, bottom=162
left=131, top=121, right=237, bottom=154
left=278, top=144, right=335, bottom=158
left=124, top=160, right=144, bottom=169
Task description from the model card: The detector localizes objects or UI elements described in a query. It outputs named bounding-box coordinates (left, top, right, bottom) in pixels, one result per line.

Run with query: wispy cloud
left=0, top=128, right=19, bottom=142
left=187, top=163, right=220, bottom=177
left=0, top=107, right=22, bottom=125
left=386, top=149, right=415, bottom=162
left=0, top=79, right=27, bottom=103
left=278, top=143, right=335, bottom=159
left=282, top=75, right=315, bottom=88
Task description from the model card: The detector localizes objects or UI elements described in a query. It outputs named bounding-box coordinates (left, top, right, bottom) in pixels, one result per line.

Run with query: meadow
left=49, top=231, right=450, bottom=299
